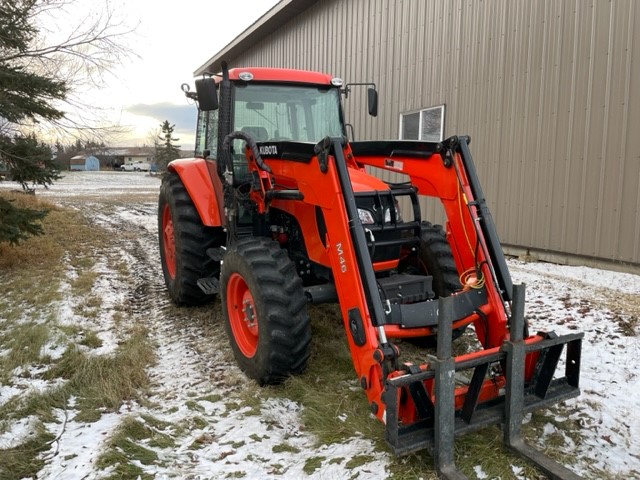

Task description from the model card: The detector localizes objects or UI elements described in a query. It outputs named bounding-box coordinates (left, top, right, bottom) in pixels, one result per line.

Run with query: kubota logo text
left=259, top=145, right=278, bottom=155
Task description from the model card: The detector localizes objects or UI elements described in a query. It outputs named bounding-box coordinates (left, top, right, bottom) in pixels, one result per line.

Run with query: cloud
left=125, top=102, right=197, bottom=137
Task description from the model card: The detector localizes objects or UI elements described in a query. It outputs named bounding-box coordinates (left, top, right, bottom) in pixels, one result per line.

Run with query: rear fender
left=168, top=158, right=225, bottom=227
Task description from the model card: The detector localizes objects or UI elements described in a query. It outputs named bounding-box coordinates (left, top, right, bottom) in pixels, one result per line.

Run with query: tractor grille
left=355, top=188, right=421, bottom=264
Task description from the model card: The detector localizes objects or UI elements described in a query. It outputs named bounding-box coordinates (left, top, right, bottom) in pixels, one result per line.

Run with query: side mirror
left=367, top=87, right=378, bottom=117
left=195, top=78, right=219, bottom=111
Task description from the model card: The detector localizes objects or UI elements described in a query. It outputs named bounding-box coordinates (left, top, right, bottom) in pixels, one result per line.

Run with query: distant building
left=66, top=147, right=195, bottom=171
left=69, top=155, right=87, bottom=171
left=69, top=147, right=156, bottom=170
left=69, top=154, right=100, bottom=171
left=85, top=156, right=100, bottom=171
left=92, top=147, right=156, bottom=170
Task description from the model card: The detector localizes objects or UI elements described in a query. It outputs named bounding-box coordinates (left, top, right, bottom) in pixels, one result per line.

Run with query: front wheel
left=220, top=237, right=311, bottom=385
left=412, top=222, right=461, bottom=296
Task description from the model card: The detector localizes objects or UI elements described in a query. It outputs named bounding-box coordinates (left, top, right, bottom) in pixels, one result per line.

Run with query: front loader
left=158, top=62, right=584, bottom=479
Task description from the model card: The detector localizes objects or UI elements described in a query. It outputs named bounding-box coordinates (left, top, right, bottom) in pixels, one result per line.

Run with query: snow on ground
left=509, top=260, right=640, bottom=477
left=1, top=171, right=640, bottom=479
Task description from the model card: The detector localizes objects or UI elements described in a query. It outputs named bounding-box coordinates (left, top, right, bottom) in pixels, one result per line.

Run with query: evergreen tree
left=0, top=197, right=48, bottom=245
left=0, top=2, right=68, bottom=124
left=0, top=0, right=127, bottom=244
left=0, top=134, right=60, bottom=191
left=156, top=121, right=181, bottom=170
left=1, top=1, right=59, bottom=243
left=0, top=133, right=57, bottom=244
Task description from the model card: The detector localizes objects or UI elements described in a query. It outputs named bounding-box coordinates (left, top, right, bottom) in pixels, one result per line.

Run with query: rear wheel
left=221, top=237, right=311, bottom=385
left=400, top=222, right=465, bottom=342
left=413, top=222, right=460, bottom=296
left=158, top=171, right=224, bottom=305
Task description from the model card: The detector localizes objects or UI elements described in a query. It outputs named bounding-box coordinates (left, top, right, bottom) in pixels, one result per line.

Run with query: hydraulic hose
left=222, top=131, right=272, bottom=173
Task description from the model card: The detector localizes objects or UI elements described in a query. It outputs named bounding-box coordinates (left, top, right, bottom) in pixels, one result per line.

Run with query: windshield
left=233, top=83, right=343, bottom=143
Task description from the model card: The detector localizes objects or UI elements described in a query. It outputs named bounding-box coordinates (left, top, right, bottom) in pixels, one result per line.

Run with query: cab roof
left=213, top=67, right=335, bottom=86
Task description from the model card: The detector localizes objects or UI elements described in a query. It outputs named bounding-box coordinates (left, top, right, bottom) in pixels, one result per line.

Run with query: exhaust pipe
left=304, top=284, right=338, bottom=304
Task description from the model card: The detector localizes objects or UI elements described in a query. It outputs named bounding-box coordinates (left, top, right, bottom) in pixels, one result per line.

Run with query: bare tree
left=0, top=0, right=136, bottom=143
left=0, top=0, right=135, bottom=243
left=147, top=125, right=162, bottom=165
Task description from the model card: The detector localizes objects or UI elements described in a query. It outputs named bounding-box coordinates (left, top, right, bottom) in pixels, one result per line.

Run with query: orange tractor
left=159, top=62, right=583, bottom=479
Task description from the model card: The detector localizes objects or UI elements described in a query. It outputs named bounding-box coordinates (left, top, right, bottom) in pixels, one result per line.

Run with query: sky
left=41, top=0, right=281, bottom=148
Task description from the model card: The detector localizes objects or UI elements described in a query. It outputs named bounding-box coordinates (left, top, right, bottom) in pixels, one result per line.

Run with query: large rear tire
left=400, top=222, right=465, bottom=342
left=220, top=237, right=311, bottom=385
left=158, top=171, right=224, bottom=305
left=414, top=222, right=460, bottom=297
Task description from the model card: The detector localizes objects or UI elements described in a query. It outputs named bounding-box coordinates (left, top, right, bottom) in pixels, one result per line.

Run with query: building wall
left=224, top=0, right=640, bottom=266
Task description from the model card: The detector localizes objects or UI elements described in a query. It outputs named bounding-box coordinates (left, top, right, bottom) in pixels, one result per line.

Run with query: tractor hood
left=348, top=167, right=390, bottom=193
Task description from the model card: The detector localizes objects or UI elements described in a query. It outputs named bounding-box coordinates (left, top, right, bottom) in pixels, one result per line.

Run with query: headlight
left=358, top=208, right=376, bottom=225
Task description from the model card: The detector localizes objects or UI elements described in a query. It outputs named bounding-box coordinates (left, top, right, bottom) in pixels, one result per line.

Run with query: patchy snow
left=40, top=406, right=121, bottom=480
left=0, top=170, right=161, bottom=199
left=509, top=259, right=640, bottom=477
left=473, top=465, right=489, bottom=479
left=511, top=260, right=640, bottom=295
left=1, top=172, right=639, bottom=479
left=0, top=416, right=40, bottom=449
left=0, top=369, right=66, bottom=409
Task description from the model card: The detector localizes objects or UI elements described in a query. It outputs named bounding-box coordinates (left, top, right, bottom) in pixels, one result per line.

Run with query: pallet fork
left=384, top=284, right=583, bottom=479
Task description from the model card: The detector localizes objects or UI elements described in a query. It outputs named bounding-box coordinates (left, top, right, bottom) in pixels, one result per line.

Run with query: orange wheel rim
left=227, top=273, right=258, bottom=357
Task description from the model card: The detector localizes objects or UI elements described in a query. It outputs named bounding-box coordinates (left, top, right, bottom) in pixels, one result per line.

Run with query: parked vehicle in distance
left=120, top=160, right=150, bottom=172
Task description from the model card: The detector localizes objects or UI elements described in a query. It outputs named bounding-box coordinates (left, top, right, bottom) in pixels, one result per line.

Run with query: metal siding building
left=196, top=0, right=640, bottom=268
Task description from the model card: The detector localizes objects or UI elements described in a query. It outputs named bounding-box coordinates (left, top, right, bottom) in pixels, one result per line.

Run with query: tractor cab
left=188, top=65, right=414, bottom=272
left=189, top=66, right=375, bottom=159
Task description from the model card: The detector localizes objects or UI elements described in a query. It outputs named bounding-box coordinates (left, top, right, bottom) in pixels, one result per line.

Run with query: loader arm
left=271, top=136, right=584, bottom=480
left=350, top=136, right=512, bottom=349
left=261, top=136, right=512, bottom=420
left=257, top=139, right=390, bottom=414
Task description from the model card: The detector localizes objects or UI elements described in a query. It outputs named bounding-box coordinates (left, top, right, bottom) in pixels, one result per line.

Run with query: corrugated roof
left=194, top=0, right=317, bottom=76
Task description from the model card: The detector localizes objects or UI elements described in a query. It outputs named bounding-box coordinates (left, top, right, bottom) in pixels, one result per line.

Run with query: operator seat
left=240, top=126, right=269, bottom=142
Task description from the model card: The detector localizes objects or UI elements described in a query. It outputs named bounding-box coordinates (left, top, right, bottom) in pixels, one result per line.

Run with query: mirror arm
left=343, top=82, right=377, bottom=95
left=342, top=82, right=378, bottom=117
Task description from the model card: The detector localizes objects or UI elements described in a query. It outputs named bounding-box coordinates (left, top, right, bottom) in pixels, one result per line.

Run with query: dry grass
left=0, top=323, right=50, bottom=382
left=0, top=193, right=155, bottom=480
left=95, top=415, right=176, bottom=479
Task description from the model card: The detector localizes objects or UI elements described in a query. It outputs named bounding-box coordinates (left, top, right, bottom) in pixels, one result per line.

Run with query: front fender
left=168, top=158, right=225, bottom=227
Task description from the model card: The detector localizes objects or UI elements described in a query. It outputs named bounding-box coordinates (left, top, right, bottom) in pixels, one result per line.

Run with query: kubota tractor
left=159, top=62, right=584, bottom=479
